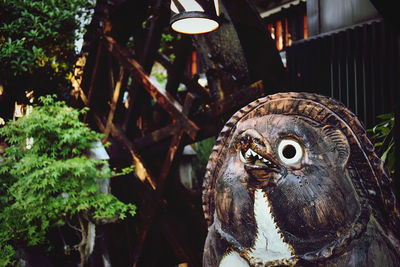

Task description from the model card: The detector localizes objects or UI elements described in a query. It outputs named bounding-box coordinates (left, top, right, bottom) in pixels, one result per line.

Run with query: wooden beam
left=131, top=93, right=195, bottom=267
left=107, top=52, right=116, bottom=92
left=165, top=36, right=193, bottom=96
left=138, top=0, right=164, bottom=71
left=209, top=80, right=265, bottom=116
left=103, top=65, right=124, bottom=141
left=157, top=93, right=194, bottom=192
left=88, top=96, right=158, bottom=191
left=79, top=88, right=89, bottom=106
left=87, top=42, right=103, bottom=105
left=133, top=123, right=180, bottom=150
left=102, top=35, right=199, bottom=140
left=78, top=67, right=203, bottom=267
left=156, top=51, right=211, bottom=103
left=131, top=126, right=185, bottom=267
left=94, top=114, right=157, bottom=190
left=121, top=82, right=137, bottom=131
left=160, top=220, right=195, bottom=267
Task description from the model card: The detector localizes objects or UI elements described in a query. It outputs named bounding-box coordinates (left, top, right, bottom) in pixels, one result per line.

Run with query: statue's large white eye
left=278, top=139, right=303, bottom=165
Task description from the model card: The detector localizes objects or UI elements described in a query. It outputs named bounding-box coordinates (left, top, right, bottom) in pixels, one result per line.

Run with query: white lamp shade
left=170, top=0, right=220, bottom=34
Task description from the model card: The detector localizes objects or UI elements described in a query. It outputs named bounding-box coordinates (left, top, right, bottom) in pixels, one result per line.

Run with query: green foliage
left=158, top=29, right=180, bottom=62
left=0, top=0, right=93, bottom=95
left=192, top=137, right=216, bottom=182
left=0, top=95, right=136, bottom=264
left=369, top=113, right=395, bottom=177
left=150, top=62, right=168, bottom=89
left=193, top=137, right=216, bottom=167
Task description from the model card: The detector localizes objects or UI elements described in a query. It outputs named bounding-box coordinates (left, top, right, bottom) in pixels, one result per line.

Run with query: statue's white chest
left=219, top=189, right=294, bottom=266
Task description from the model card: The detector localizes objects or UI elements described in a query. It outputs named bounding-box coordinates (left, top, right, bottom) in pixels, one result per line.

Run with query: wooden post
left=131, top=93, right=195, bottom=267
left=87, top=42, right=103, bottom=105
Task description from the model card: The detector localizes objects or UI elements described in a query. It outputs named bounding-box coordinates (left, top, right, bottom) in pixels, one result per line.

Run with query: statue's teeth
left=245, top=150, right=252, bottom=158
left=262, top=158, right=270, bottom=164
left=241, top=149, right=274, bottom=167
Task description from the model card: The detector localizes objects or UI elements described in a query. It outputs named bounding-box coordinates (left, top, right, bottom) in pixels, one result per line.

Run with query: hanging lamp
left=170, top=0, right=220, bottom=34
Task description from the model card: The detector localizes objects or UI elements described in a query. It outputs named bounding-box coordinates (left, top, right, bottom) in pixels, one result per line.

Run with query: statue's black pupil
left=283, top=145, right=296, bottom=159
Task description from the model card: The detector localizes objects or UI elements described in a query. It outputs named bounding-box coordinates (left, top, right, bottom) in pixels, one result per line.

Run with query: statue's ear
left=321, top=125, right=350, bottom=168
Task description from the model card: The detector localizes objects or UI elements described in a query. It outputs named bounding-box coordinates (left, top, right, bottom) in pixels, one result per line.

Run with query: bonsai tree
left=0, top=95, right=136, bottom=266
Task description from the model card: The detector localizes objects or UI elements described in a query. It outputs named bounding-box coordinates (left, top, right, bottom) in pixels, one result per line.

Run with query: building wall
left=285, top=20, right=399, bottom=129
left=307, top=0, right=381, bottom=36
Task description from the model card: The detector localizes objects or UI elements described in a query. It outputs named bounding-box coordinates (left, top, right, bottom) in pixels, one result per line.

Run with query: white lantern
left=170, top=0, right=220, bottom=34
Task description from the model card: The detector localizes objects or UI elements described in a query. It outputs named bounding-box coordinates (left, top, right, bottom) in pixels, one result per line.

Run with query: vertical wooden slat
left=308, top=39, right=315, bottom=90
left=394, top=105, right=400, bottom=195
left=396, top=34, right=400, bottom=112
left=286, top=20, right=399, bottom=128
left=322, top=37, right=331, bottom=96
left=289, top=43, right=296, bottom=91
left=361, top=25, right=368, bottom=126
left=379, top=22, right=386, bottom=115
left=347, top=28, right=356, bottom=114
left=387, top=24, right=396, bottom=110
left=370, top=22, right=377, bottom=126
left=330, top=34, right=336, bottom=98
left=337, top=32, right=343, bottom=102
left=345, top=30, right=350, bottom=109
left=323, top=35, right=332, bottom=96
left=301, top=42, right=307, bottom=91
left=353, top=26, right=360, bottom=117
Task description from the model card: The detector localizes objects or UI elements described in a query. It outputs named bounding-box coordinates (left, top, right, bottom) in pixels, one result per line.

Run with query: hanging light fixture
left=170, top=0, right=220, bottom=34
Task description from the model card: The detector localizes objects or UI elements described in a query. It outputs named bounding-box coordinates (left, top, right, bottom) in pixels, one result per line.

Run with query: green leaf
left=369, top=113, right=395, bottom=177
left=0, top=96, right=136, bottom=257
